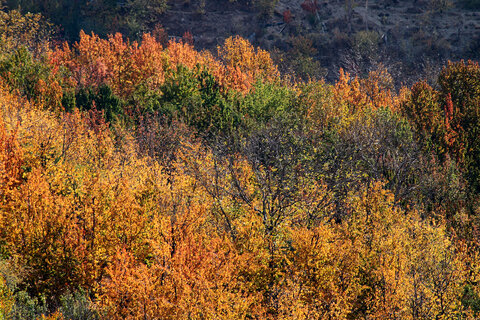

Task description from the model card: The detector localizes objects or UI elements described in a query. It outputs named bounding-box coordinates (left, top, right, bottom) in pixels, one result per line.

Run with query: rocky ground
left=159, top=0, right=480, bottom=86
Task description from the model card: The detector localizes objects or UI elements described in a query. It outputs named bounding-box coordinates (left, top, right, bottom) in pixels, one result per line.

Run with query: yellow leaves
left=0, top=38, right=476, bottom=319
left=219, top=36, right=279, bottom=82
left=229, top=181, right=465, bottom=319
left=0, top=10, right=52, bottom=56
left=342, top=182, right=466, bottom=319
left=0, top=82, right=161, bottom=294
left=36, top=312, right=64, bottom=320
left=0, top=83, right=64, bottom=177
left=286, top=224, right=360, bottom=320
left=330, top=68, right=402, bottom=132
left=0, top=275, right=13, bottom=319
left=216, top=36, right=280, bottom=93
left=51, top=30, right=284, bottom=100
left=165, top=39, right=257, bottom=94
left=97, top=174, right=258, bottom=319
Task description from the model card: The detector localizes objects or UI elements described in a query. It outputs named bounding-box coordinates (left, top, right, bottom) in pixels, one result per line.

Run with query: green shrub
left=239, top=80, right=298, bottom=131
left=0, top=47, right=52, bottom=102
left=353, top=30, right=380, bottom=60
left=58, top=290, right=98, bottom=320
left=252, top=0, right=279, bottom=19
left=141, top=64, right=240, bottom=137
left=66, top=84, right=123, bottom=123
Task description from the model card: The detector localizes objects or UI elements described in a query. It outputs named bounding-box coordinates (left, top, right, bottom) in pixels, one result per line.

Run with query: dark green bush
left=64, top=84, right=123, bottom=123
left=157, top=65, right=238, bottom=137
left=0, top=47, right=51, bottom=102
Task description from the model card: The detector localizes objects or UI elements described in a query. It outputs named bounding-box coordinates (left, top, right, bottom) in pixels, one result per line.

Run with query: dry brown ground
left=159, top=0, right=480, bottom=85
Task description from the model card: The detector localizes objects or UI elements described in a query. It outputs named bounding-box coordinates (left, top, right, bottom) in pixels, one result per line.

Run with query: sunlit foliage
left=0, top=10, right=479, bottom=319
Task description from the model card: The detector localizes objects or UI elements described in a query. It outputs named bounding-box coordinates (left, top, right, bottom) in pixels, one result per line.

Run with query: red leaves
left=0, top=119, right=23, bottom=191
left=444, top=93, right=455, bottom=145
left=51, top=30, right=280, bottom=99
left=301, top=0, right=319, bottom=14
left=182, top=31, right=194, bottom=46
left=283, top=9, right=292, bottom=24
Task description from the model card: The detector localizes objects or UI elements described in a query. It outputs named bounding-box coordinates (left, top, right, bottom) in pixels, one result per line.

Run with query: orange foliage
left=1, top=26, right=478, bottom=319
left=97, top=143, right=262, bottom=319
left=51, top=31, right=166, bottom=98
left=333, top=68, right=401, bottom=114
left=218, top=36, right=279, bottom=85
left=51, top=32, right=279, bottom=98
left=165, top=40, right=216, bottom=72
left=165, top=39, right=254, bottom=93
left=444, top=92, right=458, bottom=148
left=333, top=69, right=369, bottom=112
left=360, top=67, right=401, bottom=110
left=132, top=33, right=166, bottom=90
left=0, top=84, right=157, bottom=295
left=35, top=75, right=64, bottom=110
left=0, top=117, right=22, bottom=194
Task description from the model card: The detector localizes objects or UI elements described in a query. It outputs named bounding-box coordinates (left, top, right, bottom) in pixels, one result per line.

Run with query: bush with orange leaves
left=0, top=82, right=162, bottom=298
left=332, top=67, right=403, bottom=115
left=50, top=31, right=165, bottom=99
left=218, top=36, right=279, bottom=87
left=0, top=114, right=23, bottom=200
left=50, top=32, right=280, bottom=104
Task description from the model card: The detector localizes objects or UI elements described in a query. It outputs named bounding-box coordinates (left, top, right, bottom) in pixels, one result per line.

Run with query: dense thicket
left=1, top=9, right=480, bottom=320
left=2, top=0, right=168, bottom=40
